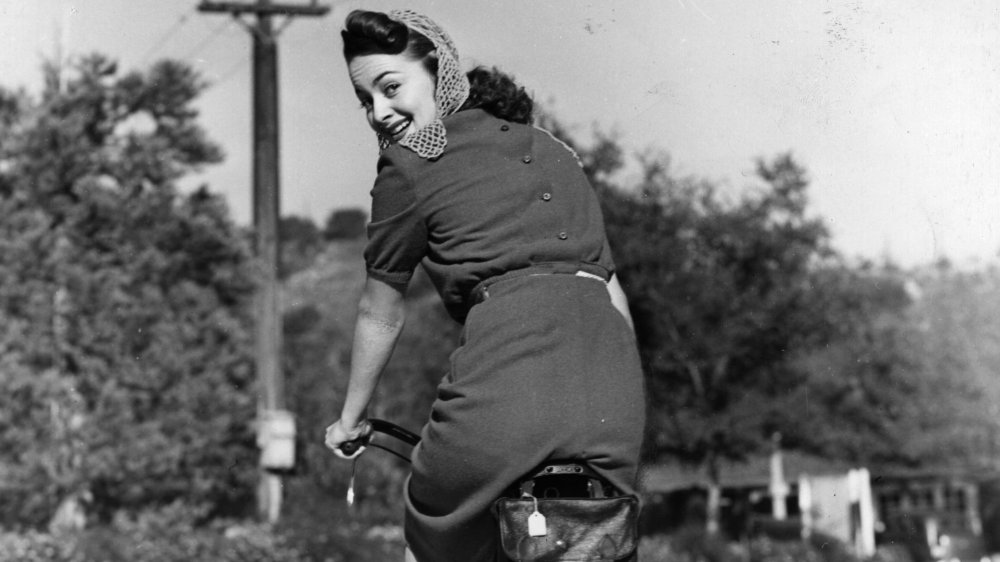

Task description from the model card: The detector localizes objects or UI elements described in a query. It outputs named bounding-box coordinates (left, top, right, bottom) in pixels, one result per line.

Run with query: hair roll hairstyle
left=341, top=10, right=437, bottom=75
left=341, top=10, right=534, bottom=125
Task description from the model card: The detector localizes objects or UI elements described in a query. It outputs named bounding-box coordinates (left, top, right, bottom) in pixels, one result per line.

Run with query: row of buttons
left=501, top=123, right=568, bottom=241
left=499, top=124, right=533, bottom=164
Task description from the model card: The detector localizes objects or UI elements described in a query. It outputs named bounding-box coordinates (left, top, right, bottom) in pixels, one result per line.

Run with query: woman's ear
left=424, top=50, right=440, bottom=82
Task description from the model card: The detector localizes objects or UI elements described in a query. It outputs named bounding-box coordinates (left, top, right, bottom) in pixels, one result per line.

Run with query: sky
left=1, top=0, right=998, bottom=268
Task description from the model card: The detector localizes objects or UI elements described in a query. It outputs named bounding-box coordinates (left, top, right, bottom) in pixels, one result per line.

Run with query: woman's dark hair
left=460, top=66, right=534, bottom=125
left=341, top=10, right=437, bottom=75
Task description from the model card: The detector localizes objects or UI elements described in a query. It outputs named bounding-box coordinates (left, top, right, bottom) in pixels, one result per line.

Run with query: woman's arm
left=606, top=273, right=635, bottom=333
left=326, top=275, right=407, bottom=457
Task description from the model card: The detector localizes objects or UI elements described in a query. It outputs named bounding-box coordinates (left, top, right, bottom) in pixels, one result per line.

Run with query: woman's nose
left=372, top=97, right=393, bottom=123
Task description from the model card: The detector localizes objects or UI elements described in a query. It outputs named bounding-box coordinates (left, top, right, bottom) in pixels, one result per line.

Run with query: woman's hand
left=325, top=418, right=373, bottom=459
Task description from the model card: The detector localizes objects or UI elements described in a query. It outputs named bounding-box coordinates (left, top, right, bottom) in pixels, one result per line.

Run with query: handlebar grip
left=336, top=419, right=419, bottom=458
left=339, top=437, right=367, bottom=456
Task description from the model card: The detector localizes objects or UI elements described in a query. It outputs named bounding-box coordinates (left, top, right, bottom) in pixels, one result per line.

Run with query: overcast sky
left=2, top=1, right=998, bottom=267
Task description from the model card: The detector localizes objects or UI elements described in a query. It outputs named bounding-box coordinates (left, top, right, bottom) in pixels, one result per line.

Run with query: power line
left=180, top=17, right=235, bottom=61
left=139, top=11, right=194, bottom=65
left=212, top=57, right=249, bottom=87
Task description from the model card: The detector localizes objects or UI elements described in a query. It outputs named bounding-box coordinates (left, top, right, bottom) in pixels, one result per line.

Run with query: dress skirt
left=404, top=273, right=647, bottom=562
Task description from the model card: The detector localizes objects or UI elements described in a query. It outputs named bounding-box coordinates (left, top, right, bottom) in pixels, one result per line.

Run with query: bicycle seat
left=505, top=460, right=616, bottom=500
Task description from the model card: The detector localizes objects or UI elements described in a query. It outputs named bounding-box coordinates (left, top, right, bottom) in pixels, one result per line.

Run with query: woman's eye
left=384, top=83, right=400, bottom=96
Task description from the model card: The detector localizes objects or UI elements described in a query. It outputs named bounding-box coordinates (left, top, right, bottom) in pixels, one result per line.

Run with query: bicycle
left=339, top=418, right=639, bottom=562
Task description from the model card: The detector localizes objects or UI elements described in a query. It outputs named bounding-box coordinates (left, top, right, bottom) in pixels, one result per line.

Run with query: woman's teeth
left=388, top=120, right=410, bottom=138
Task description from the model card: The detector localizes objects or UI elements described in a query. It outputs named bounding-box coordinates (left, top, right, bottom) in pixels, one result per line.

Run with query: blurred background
left=1, top=1, right=998, bottom=561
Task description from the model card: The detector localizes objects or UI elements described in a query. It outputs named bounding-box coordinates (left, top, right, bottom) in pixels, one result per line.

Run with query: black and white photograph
left=1, top=1, right=998, bottom=560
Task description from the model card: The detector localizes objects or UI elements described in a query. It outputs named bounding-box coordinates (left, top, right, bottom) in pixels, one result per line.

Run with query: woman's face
left=349, top=53, right=437, bottom=144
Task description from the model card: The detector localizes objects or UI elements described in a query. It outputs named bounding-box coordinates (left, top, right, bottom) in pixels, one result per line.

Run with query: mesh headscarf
left=378, top=9, right=470, bottom=159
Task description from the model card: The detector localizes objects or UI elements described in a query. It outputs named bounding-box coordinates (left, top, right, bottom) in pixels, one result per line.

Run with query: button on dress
left=364, top=109, right=645, bottom=562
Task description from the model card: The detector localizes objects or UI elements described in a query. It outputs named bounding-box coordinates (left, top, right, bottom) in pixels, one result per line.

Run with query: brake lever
left=339, top=435, right=370, bottom=508
left=347, top=458, right=357, bottom=507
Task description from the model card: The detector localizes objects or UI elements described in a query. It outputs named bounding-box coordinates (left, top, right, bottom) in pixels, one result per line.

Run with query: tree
left=610, top=153, right=844, bottom=531
left=899, top=264, right=1000, bottom=468
left=279, top=214, right=322, bottom=278
left=782, top=264, right=937, bottom=462
left=323, top=208, right=367, bottom=241
left=0, top=55, right=257, bottom=527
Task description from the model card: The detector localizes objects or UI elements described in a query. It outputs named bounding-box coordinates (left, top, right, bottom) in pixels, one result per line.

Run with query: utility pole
left=197, top=0, right=329, bottom=524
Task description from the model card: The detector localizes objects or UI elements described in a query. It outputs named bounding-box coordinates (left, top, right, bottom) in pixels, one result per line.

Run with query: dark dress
left=365, top=109, right=646, bottom=562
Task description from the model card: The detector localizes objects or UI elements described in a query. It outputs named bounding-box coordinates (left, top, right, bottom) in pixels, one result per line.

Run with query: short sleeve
left=363, top=150, right=427, bottom=285
left=598, top=236, right=617, bottom=275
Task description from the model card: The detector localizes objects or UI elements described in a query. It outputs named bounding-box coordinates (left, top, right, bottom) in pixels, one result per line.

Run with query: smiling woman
left=342, top=10, right=439, bottom=147
left=349, top=53, right=437, bottom=144
left=325, top=9, right=646, bottom=562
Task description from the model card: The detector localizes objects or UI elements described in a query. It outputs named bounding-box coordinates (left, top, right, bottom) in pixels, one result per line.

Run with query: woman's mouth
left=385, top=119, right=412, bottom=142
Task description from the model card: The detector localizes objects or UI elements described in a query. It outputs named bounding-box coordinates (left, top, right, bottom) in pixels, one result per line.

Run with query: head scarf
left=379, top=9, right=470, bottom=159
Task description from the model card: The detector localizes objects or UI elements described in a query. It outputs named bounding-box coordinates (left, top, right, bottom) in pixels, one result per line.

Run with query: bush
left=749, top=533, right=860, bottom=562
left=0, top=530, right=81, bottom=562
left=275, top=476, right=408, bottom=562
left=637, top=529, right=861, bottom=562
left=639, top=528, right=741, bottom=562
left=94, top=502, right=308, bottom=562
left=807, top=531, right=861, bottom=562
left=0, top=503, right=309, bottom=562
left=750, top=536, right=825, bottom=562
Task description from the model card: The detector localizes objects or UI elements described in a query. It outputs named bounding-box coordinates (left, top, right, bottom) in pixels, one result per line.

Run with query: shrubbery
left=637, top=529, right=861, bottom=562
left=0, top=503, right=309, bottom=562
left=0, top=530, right=79, bottom=562
left=639, top=529, right=739, bottom=561
left=0, top=526, right=309, bottom=562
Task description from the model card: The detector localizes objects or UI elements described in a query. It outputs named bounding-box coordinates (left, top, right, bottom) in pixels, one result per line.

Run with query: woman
left=325, top=9, right=646, bottom=561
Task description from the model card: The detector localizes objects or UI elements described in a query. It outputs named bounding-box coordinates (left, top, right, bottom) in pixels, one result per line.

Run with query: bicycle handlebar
left=338, top=418, right=421, bottom=458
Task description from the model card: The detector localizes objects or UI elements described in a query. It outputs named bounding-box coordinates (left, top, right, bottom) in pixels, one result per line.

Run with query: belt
left=468, top=262, right=611, bottom=306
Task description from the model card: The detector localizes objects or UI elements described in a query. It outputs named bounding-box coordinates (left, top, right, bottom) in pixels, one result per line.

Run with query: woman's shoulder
left=377, top=140, right=423, bottom=173
left=441, top=110, right=581, bottom=166
left=444, top=108, right=508, bottom=133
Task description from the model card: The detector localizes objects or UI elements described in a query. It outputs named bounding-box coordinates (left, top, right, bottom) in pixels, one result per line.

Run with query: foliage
left=637, top=529, right=858, bottom=562
left=653, top=525, right=741, bottom=561
left=601, top=151, right=842, bottom=471
left=904, top=264, right=1000, bottom=467
left=275, top=478, right=406, bottom=562
left=323, top=208, right=367, bottom=241
left=0, top=54, right=256, bottom=527
left=0, top=496, right=406, bottom=562
left=780, top=260, right=998, bottom=469
left=0, top=529, right=80, bottom=562
left=748, top=536, right=825, bottom=562
left=87, top=503, right=308, bottom=562
left=279, top=214, right=323, bottom=278
left=0, top=505, right=309, bottom=562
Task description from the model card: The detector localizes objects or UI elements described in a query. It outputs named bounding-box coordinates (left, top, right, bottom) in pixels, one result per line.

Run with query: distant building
left=640, top=453, right=998, bottom=559
left=640, top=451, right=863, bottom=544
